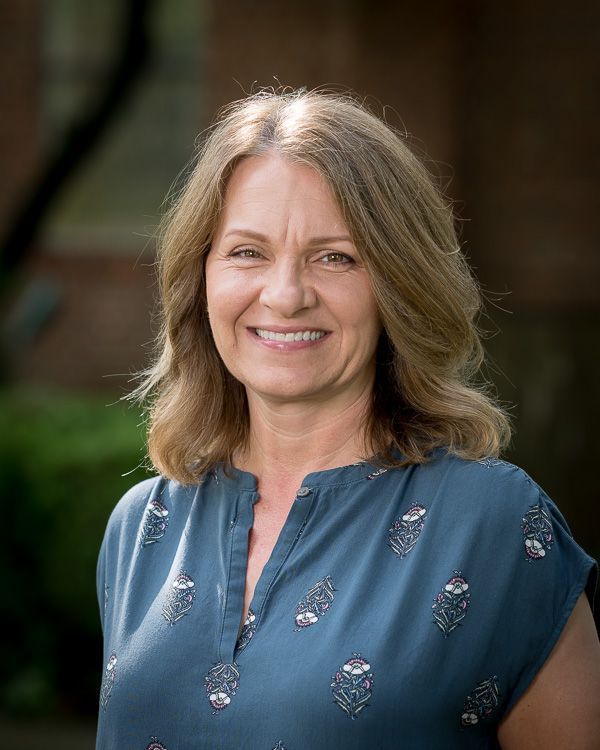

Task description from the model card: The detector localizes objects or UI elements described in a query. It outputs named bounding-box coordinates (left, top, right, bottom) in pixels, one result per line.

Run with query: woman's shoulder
left=413, top=452, right=596, bottom=589
left=103, top=474, right=185, bottom=539
left=421, top=450, right=547, bottom=509
left=418, top=450, right=539, bottom=499
left=109, top=475, right=165, bottom=521
left=429, top=449, right=528, bottom=483
left=102, top=472, right=208, bottom=541
left=404, top=450, right=577, bottom=544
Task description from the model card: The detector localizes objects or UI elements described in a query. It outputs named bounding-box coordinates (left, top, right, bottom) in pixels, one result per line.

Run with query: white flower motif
left=295, top=611, right=318, bottom=627
left=461, top=712, right=478, bottom=725
left=173, top=575, right=195, bottom=590
left=445, top=580, right=469, bottom=594
left=525, top=538, right=545, bottom=557
left=402, top=506, right=427, bottom=522
left=343, top=660, right=371, bottom=675
left=148, top=501, right=169, bottom=518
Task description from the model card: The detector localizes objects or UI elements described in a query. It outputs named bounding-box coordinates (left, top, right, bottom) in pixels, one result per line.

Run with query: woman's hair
left=133, top=87, right=511, bottom=484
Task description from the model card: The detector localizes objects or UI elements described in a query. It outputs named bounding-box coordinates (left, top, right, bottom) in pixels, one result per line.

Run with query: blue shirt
left=95, top=452, right=596, bottom=749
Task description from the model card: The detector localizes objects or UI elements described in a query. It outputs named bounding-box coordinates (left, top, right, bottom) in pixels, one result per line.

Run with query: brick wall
left=461, top=1, right=600, bottom=308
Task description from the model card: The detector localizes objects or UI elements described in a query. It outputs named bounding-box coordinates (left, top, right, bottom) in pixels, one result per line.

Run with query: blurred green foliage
left=0, top=388, right=150, bottom=717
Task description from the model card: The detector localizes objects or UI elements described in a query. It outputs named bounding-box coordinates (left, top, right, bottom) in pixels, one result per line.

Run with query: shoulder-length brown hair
left=133, top=88, right=511, bottom=484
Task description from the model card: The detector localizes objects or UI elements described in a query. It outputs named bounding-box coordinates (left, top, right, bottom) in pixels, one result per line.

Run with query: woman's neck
left=236, top=384, right=374, bottom=488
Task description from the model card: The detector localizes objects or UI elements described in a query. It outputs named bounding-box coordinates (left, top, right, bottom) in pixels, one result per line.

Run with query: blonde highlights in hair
left=134, top=88, right=511, bottom=483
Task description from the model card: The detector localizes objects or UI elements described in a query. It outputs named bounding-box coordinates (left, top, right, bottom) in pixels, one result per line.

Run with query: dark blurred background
left=1, top=1, right=598, bottom=746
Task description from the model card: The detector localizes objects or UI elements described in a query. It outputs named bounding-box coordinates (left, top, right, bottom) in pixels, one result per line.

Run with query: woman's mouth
left=254, top=328, right=327, bottom=342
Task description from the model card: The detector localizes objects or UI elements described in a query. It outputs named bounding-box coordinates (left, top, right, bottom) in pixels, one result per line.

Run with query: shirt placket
left=219, top=485, right=316, bottom=665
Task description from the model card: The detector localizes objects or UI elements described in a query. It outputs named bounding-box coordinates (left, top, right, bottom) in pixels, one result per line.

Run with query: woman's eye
left=319, top=252, right=352, bottom=266
left=229, top=247, right=262, bottom=259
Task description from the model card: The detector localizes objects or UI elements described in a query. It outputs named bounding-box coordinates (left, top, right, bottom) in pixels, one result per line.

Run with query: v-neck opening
left=221, top=484, right=317, bottom=664
left=214, top=452, right=399, bottom=664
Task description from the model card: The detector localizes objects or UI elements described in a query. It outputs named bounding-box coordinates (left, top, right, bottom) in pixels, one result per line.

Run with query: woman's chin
left=244, top=378, right=333, bottom=405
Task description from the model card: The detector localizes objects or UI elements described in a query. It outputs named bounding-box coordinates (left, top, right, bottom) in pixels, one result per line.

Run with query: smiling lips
left=254, top=328, right=327, bottom=342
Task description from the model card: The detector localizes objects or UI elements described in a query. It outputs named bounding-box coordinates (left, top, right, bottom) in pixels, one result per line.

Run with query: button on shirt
left=95, top=452, right=597, bottom=750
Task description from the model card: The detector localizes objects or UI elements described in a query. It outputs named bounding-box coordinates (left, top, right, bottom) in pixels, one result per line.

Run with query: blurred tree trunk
left=0, top=0, right=157, bottom=288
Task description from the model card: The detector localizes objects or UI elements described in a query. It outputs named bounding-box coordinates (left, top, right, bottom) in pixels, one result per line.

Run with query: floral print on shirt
left=388, top=504, right=427, bottom=558
left=331, top=653, right=373, bottom=719
left=236, top=608, right=256, bottom=653
left=140, top=498, right=169, bottom=547
left=294, top=575, right=336, bottom=629
left=205, top=662, right=240, bottom=714
left=460, top=675, right=501, bottom=727
left=432, top=572, right=470, bottom=637
left=477, top=457, right=507, bottom=469
left=522, top=504, right=554, bottom=560
left=366, top=468, right=387, bottom=480
left=99, top=653, right=117, bottom=710
left=162, top=571, right=196, bottom=625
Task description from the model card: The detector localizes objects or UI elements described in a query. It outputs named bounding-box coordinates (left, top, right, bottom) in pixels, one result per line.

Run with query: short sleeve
left=496, top=475, right=597, bottom=716
left=94, top=475, right=162, bottom=638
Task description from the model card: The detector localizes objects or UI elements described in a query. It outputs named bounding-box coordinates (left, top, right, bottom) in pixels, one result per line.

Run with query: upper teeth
left=255, top=329, right=326, bottom=342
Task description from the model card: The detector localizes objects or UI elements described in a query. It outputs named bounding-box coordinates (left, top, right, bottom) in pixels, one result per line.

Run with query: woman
left=96, top=89, right=600, bottom=749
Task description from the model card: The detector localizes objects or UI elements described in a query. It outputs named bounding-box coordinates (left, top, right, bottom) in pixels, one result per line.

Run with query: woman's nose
left=258, top=261, right=317, bottom=316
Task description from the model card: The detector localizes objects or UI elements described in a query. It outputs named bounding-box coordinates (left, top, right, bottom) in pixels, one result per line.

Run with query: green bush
left=0, top=388, right=151, bottom=717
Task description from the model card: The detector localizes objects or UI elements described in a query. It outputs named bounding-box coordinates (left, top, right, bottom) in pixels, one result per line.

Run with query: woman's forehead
left=214, top=154, right=350, bottom=245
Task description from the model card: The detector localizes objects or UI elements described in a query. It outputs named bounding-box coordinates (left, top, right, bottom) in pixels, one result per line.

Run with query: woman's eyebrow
left=306, top=235, right=354, bottom=246
left=223, top=228, right=354, bottom=245
left=223, top=229, right=269, bottom=242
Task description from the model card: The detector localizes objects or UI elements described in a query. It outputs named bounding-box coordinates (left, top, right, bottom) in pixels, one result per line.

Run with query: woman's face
left=205, top=153, right=382, bottom=406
